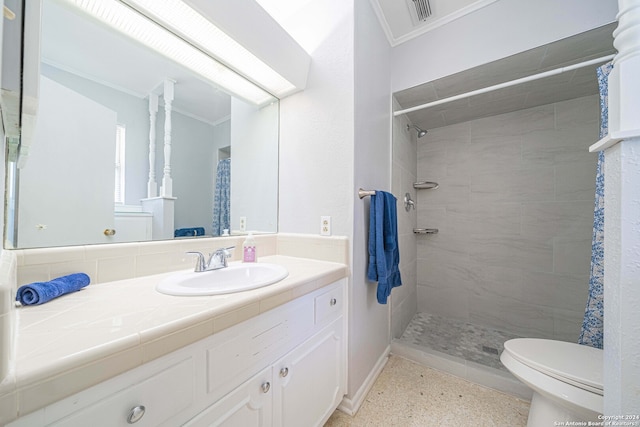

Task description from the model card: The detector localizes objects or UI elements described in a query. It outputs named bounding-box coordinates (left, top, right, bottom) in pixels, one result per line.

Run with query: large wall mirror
left=3, top=0, right=279, bottom=249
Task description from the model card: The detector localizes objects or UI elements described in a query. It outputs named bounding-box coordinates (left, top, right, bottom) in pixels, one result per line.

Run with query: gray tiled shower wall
left=391, top=99, right=418, bottom=339
left=411, top=95, right=599, bottom=341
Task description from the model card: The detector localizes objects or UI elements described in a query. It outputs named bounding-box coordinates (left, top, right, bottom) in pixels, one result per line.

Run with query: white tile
left=0, top=390, right=18, bottom=426
left=97, top=256, right=136, bottom=284
left=20, top=247, right=86, bottom=266
left=84, top=242, right=140, bottom=261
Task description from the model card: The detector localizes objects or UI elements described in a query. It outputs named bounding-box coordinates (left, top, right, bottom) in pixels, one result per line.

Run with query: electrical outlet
left=320, top=216, right=331, bottom=236
left=239, top=216, right=246, bottom=232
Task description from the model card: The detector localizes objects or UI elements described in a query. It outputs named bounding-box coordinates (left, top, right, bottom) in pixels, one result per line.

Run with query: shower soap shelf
left=413, top=228, right=438, bottom=234
left=412, top=181, right=438, bottom=232
left=413, top=181, right=439, bottom=190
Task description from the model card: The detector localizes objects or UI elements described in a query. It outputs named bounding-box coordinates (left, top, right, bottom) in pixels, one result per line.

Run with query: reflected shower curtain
left=212, top=158, right=231, bottom=236
left=578, top=62, right=612, bottom=349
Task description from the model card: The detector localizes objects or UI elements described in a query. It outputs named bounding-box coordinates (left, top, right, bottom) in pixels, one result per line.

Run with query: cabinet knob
left=127, top=405, right=146, bottom=424
left=261, top=382, right=271, bottom=393
left=279, top=367, right=289, bottom=378
left=104, top=229, right=116, bottom=236
left=330, top=298, right=337, bottom=306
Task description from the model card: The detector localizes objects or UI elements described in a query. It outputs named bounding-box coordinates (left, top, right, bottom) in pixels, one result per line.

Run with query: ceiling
left=394, top=23, right=617, bottom=131
left=370, top=0, right=499, bottom=46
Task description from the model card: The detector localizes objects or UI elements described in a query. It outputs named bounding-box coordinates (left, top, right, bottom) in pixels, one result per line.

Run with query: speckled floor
left=324, top=355, right=530, bottom=427
left=396, top=313, right=521, bottom=371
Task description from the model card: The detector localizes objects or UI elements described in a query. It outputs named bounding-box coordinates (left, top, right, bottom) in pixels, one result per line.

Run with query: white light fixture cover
left=123, top=0, right=298, bottom=97
left=62, top=0, right=275, bottom=105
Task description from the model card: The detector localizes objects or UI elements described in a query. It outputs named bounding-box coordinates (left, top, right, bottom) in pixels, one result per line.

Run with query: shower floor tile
left=397, top=312, right=521, bottom=371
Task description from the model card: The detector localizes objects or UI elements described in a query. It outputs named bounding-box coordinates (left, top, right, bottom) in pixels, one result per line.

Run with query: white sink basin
left=156, top=263, right=289, bottom=296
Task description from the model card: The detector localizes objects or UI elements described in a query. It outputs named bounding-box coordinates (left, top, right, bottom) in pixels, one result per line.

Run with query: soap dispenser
left=243, top=232, right=257, bottom=263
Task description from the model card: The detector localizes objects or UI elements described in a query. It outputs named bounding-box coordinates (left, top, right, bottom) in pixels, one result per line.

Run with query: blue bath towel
left=16, top=273, right=90, bottom=306
left=367, top=190, right=402, bottom=304
left=175, top=227, right=205, bottom=237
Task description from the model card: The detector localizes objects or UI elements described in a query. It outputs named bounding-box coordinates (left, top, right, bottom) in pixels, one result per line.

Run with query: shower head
left=407, top=124, right=427, bottom=138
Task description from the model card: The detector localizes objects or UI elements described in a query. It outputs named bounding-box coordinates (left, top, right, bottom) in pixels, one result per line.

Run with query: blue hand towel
left=16, top=273, right=91, bottom=306
left=367, top=191, right=402, bottom=304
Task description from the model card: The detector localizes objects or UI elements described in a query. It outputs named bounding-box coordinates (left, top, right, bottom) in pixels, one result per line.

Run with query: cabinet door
left=273, top=318, right=344, bottom=427
left=184, top=367, right=273, bottom=427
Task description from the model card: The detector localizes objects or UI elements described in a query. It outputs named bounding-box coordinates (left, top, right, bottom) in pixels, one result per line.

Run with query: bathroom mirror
left=3, top=0, right=279, bottom=249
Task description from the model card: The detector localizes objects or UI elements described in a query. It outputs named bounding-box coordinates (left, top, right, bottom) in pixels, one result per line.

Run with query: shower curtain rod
left=393, top=54, right=616, bottom=117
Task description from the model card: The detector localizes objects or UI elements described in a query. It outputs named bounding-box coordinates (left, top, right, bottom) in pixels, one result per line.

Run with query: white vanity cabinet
left=9, top=279, right=347, bottom=427
left=187, top=279, right=346, bottom=427
left=188, top=318, right=344, bottom=427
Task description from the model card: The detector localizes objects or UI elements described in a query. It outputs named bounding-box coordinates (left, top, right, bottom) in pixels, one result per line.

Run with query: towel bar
left=358, top=188, right=376, bottom=199
left=413, top=228, right=438, bottom=234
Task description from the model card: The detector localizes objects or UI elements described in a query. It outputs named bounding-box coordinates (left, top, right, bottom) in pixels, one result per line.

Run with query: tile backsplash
left=14, top=235, right=277, bottom=286
left=12, top=233, right=348, bottom=288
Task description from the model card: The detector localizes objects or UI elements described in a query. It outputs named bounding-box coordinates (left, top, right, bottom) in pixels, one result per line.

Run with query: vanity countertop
left=3, top=255, right=348, bottom=421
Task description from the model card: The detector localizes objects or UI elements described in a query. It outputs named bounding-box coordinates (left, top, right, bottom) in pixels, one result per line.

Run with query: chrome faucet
left=187, top=247, right=234, bottom=272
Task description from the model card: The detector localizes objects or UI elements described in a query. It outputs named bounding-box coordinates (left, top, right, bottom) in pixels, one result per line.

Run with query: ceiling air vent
left=409, top=0, right=432, bottom=22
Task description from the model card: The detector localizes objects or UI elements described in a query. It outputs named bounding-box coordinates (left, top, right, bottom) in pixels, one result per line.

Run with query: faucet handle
left=220, top=246, right=235, bottom=257
left=207, top=246, right=235, bottom=269
left=186, top=251, right=206, bottom=272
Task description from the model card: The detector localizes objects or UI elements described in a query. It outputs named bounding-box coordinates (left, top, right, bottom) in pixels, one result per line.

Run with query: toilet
left=500, top=338, right=603, bottom=427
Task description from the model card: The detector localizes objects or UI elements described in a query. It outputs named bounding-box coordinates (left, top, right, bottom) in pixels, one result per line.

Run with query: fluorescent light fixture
left=123, top=0, right=298, bottom=97
left=61, top=0, right=275, bottom=105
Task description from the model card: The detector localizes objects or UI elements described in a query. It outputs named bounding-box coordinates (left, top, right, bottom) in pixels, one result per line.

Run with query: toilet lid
left=503, top=338, right=603, bottom=393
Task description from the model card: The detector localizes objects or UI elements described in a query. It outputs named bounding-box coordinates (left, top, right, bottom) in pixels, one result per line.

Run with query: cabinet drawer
left=206, top=296, right=315, bottom=401
left=314, top=285, right=343, bottom=324
left=51, top=357, right=194, bottom=427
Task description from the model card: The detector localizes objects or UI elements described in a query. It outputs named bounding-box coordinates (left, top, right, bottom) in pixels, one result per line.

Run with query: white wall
left=278, top=1, right=354, bottom=237
left=603, top=139, right=640, bottom=415
left=277, top=0, right=393, bottom=407
left=154, top=110, right=218, bottom=235
left=230, top=98, right=278, bottom=233
left=350, top=0, right=393, bottom=406
left=391, top=0, right=619, bottom=92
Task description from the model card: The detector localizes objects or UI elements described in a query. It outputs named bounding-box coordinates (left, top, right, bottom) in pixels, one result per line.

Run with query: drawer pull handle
left=280, top=367, right=289, bottom=377
left=330, top=298, right=337, bottom=306
left=104, top=229, right=116, bottom=236
left=127, top=405, right=146, bottom=424
left=261, top=382, right=271, bottom=393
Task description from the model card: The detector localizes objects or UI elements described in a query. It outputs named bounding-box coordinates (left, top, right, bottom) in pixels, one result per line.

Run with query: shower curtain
left=212, top=158, right=231, bottom=236
left=578, top=62, right=612, bottom=349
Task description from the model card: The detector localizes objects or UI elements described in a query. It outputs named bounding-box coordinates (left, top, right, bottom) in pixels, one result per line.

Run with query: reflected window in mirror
left=115, top=124, right=126, bottom=205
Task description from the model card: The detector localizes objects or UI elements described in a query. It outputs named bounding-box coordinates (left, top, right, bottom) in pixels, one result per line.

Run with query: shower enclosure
left=389, top=24, right=615, bottom=396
